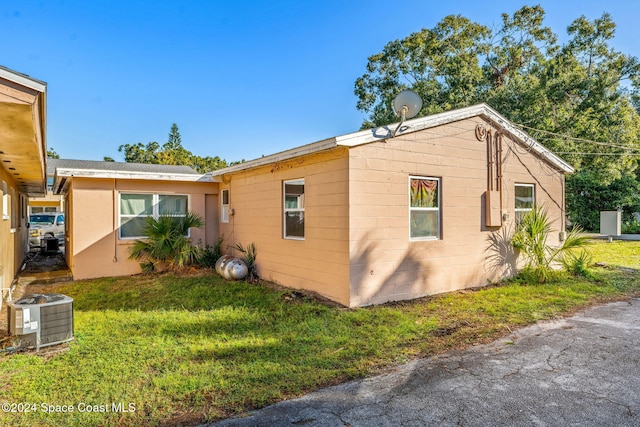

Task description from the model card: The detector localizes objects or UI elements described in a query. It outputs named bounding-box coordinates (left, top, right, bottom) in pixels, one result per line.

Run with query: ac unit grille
left=40, top=303, right=74, bottom=345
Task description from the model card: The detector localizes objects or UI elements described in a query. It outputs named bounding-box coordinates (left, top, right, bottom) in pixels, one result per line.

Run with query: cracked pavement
left=203, top=298, right=640, bottom=426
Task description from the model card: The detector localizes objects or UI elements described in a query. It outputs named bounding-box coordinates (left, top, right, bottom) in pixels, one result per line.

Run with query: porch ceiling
left=0, top=68, right=47, bottom=196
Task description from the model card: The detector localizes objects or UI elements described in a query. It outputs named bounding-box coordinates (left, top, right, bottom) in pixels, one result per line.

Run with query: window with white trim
left=409, top=176, right=440, bottom=240
left=515, top=184, right=535, bottom=223
left=119, top=193, right=188, bottom=239
left=221, top=189, right=230, bottom=223
left=9, top=187, right=16, bottom=228
left=283, top=179, right=304, bottom=239
left=1, top=181, right=8, bottom=220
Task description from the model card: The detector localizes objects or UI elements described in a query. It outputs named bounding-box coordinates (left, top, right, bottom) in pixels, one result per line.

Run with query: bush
left=128, top=212, right=204, bottom=273
left=622, top=218, right=640, bottom=234
left=199, top=236, right=224, bottom=268
left=235, top=242, right=258, bottom=282
left=512, top=205, right=590, bottom=284
left=562, top=249, right=594, bottom=279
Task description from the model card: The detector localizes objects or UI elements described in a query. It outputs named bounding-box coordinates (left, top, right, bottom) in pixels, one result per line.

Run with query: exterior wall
left=29, top=194, right=64, bottom=214
left=348, top=117, right=566, bottom=307
left=66, top=177, right=216, bottom=280
left=0, top=171, right=30, bottom=291
left=218, top=148, right=351, bottom=306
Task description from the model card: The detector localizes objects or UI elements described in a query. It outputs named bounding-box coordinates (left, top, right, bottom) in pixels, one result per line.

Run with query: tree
left=47, top=147, right=60, bottom=159
left=354, top=6, right=640, bottom=228
left=118, top=124, right=231, bottom=173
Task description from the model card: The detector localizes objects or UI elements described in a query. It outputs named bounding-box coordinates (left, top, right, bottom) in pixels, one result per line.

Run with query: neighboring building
left=52, top=159, right=217, bottom=280
left=0, top=66, right=47, bottom=292
left=53, top=104, right=573, bottom=307
left=28, top=158, right=64, bottom=214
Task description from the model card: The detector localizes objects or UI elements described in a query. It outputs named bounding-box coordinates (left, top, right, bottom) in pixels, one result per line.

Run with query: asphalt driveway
left=205, top=298, right=640, bottom=426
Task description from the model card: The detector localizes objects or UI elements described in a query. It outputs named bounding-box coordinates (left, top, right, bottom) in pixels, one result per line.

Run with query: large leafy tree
left=355, top=6, right=640, bottom=229
left=118, top=123, right=230, bottom=173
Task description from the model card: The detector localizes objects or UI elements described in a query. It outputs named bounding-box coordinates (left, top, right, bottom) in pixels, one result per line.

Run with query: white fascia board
left=338, top=103, right=574, bottom=174
left=210, top=103, right=573, bottom=178
left=0, top=66, right=47, bottom=93
left=209, top=139, right=338, bottom=179
left=54, top=168, right=213, bottom=183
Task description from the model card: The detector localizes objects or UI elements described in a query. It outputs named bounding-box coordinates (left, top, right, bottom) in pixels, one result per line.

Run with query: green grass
left=1, top=240, right=639, bottom=426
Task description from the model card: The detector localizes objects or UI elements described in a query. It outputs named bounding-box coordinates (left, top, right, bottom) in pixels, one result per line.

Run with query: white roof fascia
left=210, top=103, right=574, bottom=178
left=0, top=66, right=47, bottom=93
left=54, top=168, right=213, bottom=182
left=209, top=139, right=339, bottom=179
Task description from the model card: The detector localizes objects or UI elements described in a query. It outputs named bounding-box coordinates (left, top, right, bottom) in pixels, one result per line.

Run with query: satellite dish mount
left=392, top=90, right=422, bottom=136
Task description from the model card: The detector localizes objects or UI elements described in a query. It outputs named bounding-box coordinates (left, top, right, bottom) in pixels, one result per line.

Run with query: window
left=1, top=181, right=7, bottom=220
left=10, top=187, right=16, bottom=228
left=409, top=176, right=440, bottom=240
left=119, top=193, right=188, bottom=239
left=221, top=189, right=230, bottom=223
left=515, top=184, right=535, bottom=223
left=283, top=179, right=304, bottom=239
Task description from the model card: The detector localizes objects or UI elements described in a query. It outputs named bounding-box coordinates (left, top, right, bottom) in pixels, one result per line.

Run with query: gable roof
left=210, top=103, right=574, bottom=179
left=52, top=159, right=211, bottom=194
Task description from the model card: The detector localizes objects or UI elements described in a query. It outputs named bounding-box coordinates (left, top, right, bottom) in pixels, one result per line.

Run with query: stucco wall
left=0, top=171, right=29, bottom=291
left=67, top=177, right=216, bottom=280
left=218, top=148, right=351, bottom=306
left=348, top=117, right=566, bottom=306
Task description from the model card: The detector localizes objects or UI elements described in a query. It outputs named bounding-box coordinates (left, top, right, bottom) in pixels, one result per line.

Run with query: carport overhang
left=0, top=66, right=47, bottom=196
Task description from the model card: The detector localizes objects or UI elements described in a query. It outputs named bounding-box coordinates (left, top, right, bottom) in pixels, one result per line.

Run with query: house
left=53, top=104, right=573, bottom=307
left=28, top=159, right=63, bottom=214
left=0, top=66, right=47, bottom=293
left=210, top=104, right=573, bottom=307
left=52, top=159, right=217, bottom=280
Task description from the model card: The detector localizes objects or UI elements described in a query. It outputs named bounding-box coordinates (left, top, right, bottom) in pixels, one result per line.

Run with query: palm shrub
left=129, top=211, right=204, bottom=273
left=235, top=242, right=258, bottom=282
left=511, top=205, right=590, bottom=283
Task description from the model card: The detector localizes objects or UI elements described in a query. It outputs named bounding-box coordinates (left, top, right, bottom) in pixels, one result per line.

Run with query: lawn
left=1, top=240, right=639, bottom=426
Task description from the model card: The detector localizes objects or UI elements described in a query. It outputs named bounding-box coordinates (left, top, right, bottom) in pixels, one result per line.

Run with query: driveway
left=205, top=298, right=640, bottom=426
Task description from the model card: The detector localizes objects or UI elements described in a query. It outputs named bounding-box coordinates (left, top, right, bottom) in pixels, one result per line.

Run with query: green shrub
left=235, top=242, right=258, bottom=282
left=622, top=218, right=640, bottom=234
left=562, top=249, right=594, bottom=279
left=128, top=212, right=204, bottom=273
left=199, top=235, right=224, bottom=268
left=512, top=205, right=590, bottom=284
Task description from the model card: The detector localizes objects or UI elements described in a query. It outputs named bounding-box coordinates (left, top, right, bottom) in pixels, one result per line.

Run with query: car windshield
left=30, top=215, right=56, bottom=225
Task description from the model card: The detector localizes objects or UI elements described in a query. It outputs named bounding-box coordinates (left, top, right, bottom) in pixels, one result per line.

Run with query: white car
left=29, top=212, right=65, bottom=248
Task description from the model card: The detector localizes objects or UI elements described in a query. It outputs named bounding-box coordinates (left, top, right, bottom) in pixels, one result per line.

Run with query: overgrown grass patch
left=1, top=241, right=638, bottom=426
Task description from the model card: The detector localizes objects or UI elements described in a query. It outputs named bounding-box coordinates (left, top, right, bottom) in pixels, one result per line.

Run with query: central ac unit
left=7, top=293, right=74, bottom=351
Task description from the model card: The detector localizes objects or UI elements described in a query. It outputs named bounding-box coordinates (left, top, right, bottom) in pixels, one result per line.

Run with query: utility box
left=600, top=211, right=622, bottom=236
left=485, top=190, right=502, bottom=227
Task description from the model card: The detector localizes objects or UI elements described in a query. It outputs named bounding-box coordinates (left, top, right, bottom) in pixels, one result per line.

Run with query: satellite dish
left=391, top=90, right=422, bottom=136
left=393, top=90, right=422, bottom=119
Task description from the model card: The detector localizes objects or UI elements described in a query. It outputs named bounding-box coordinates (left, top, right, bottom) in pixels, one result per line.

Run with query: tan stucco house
left=53, top=104, right=573, bottom=307
left=52, top=159, right=218, bottom=280
left=28, top=160, right=63, bottom=214
left=0, top=66, right=47, bottom=294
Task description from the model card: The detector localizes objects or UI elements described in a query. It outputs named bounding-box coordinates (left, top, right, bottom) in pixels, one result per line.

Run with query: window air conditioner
left=7, top=293, right=74, bottom=351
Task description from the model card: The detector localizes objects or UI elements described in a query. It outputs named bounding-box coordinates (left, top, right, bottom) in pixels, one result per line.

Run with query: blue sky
left=3, top=1, right=640, bottom=164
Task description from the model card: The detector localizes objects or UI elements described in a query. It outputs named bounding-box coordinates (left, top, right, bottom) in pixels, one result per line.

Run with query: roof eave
left=53, top=168, right=212, bottom=194
left=210, top=103, right=574, bottom=178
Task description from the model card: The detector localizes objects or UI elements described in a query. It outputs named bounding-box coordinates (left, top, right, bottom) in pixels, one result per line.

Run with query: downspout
left=113, top=178, right=118, bottom=263
left=497, top=132, right=503, bottom=216
left=487, top=129, right=494, bottom=192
